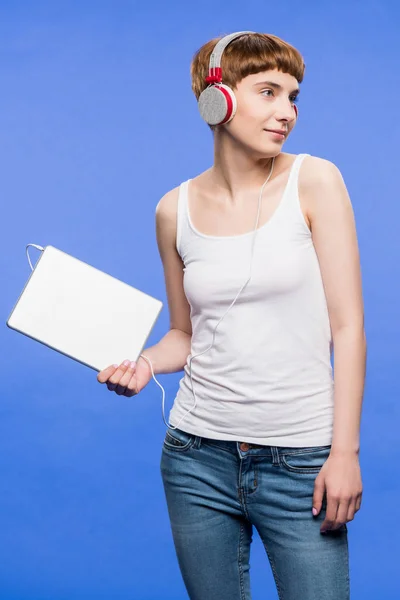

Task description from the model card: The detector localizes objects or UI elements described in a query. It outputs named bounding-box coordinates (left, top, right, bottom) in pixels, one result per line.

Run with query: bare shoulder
left=154, top=184, right=193, bottom=335
left=156, top=168, right=210, bottom=218
left=154, top=186, right=181, bottom=268
left=155, top=185, right=180, bottom=223
left=299, top=155, right=347, bottom=227
left=300, top=154, right=343, bottom=187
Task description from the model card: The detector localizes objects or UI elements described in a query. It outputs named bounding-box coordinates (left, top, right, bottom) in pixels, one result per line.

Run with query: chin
left=251, top=143, right=283, bottom=159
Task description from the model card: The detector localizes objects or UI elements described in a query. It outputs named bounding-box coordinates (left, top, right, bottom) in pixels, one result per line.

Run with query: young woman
left=98, top=31, right=366, bottom=600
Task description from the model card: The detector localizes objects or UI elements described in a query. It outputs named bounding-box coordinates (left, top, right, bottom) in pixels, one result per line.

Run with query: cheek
left=235, top=94, right=258, bottom=118
left=235, top=102, right=264, bottom=125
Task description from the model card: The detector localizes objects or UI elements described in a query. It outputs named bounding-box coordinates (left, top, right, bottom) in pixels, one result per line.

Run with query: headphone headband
left=198, top=30, right=298, bottom=126
left=206, top=31, right=255, bottom=84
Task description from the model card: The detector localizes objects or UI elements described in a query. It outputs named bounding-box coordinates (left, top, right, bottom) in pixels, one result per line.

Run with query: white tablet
left=6, top=245, right=163, bottom=372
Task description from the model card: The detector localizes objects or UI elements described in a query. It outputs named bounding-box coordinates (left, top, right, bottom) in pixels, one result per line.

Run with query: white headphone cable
left=25, top=155, right=276, bottom=431
left=163, top=155, right=276, bottom=431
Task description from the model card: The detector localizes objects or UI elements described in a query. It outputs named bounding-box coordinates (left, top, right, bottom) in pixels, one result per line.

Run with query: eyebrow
left=254, top=80, right=300, bottom=95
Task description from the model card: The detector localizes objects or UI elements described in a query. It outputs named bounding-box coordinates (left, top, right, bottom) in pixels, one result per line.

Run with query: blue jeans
left=160, top=427, right=350, bottom=600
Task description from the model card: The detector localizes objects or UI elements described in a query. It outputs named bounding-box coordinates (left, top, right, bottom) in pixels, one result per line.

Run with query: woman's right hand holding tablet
left=97, top=358, right=153, bottom=397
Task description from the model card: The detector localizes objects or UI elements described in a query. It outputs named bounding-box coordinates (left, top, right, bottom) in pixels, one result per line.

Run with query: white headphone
left=197, top=30, right=298, bottom=126
left=198, top=31, right=255, bottom=126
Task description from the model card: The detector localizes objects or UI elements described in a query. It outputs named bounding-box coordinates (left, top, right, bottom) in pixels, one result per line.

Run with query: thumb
left=312, top=477, right=325, bottom=516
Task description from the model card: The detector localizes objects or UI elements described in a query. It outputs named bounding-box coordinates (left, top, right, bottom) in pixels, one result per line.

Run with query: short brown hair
left=190, top=32, right=305, bottom=129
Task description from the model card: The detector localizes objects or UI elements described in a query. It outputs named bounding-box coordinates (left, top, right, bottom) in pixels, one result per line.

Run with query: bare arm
left=303, top=156, right=367, bottom=456
left=139, top=187, right=192, bottom=375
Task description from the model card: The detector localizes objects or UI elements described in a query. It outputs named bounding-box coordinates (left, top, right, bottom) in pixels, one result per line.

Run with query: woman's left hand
left=312, top=452, right=363, bottom=533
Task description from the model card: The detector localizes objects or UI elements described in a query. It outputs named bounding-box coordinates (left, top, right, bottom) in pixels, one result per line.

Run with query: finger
left=124, top=379, right=139, bottom=397
left=321, top=495, right=339, bottom=532
left=107, top=359, right=131, bottom=392
left=125, top=369, right=141, bottom=397
left=312, top=477, right=325, bottom=516
left=346, top=499, right=357, bottom=523
left=355, top=492, right=362, bottom=512
left=115, top=362, right=137, bottom=396
left=97, top=364, right=119, bottom=384
left=118, top=361, right=137, bottom=389
left=334, top=500, right=351, bottom=530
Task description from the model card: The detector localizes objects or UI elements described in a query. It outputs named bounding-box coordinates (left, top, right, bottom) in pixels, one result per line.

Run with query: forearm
left=330, top=326, right=367, bottom=456
left=139, top=328, right=191, bottom=375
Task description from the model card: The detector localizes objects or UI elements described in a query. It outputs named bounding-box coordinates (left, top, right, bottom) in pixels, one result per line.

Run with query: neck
left=209, top=128, right=281, bottom=203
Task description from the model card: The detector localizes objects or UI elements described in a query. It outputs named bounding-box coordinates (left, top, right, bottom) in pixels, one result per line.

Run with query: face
left=222, top=69, right=300, bottom=155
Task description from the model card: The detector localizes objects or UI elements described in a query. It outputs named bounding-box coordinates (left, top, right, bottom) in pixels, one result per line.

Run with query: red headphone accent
left=205, top=67, right=223, bottom=84
left=217, top=86, right=235, bottom=124
left=203, top=66, right=298, bottom=123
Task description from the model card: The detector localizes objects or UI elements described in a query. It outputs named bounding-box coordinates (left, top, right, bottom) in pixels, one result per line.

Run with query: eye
left=261, top=89, right=299, bottom=104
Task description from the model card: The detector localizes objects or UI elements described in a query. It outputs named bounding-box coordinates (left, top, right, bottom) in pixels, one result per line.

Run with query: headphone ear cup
left=293, top=104, right=298, bottom=118
left=198, top=84, right=237, bottom=126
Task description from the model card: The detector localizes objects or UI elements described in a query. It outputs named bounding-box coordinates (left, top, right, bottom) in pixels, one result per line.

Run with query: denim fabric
left=160, top=427, right=350, bottom=600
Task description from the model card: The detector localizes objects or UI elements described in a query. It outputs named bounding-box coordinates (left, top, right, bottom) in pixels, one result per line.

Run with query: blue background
left=1, top=1, right=398, bottom=598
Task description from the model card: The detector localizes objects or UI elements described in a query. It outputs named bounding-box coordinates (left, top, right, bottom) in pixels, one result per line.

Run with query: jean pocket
left=163, top=427, right=196, bottom=452
left=281, top=445, right=331, bottom=474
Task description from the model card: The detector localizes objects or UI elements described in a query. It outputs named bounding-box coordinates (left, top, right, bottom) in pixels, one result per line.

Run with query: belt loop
left=271, top=446, right=280, bottom=465
left=193, top=435, right=202, bottom=449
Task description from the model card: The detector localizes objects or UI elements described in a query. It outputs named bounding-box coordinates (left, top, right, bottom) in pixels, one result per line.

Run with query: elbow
left=332, top=323, right=366, bottom=342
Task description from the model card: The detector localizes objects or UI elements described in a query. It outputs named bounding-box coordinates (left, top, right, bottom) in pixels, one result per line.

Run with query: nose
left=275, top=101, right=297, bottom=122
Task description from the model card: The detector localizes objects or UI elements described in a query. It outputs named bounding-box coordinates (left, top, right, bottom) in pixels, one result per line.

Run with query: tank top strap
left=176, top=179, right=191, bottom=257
left=176, top=154, right=310, bottom=253
left=278, top=153, right=310, bottom=223
left=285, top=153, right=310, bottom=194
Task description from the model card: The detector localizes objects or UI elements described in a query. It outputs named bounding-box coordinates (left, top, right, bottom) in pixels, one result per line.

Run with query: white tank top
left=168, top=153, right=334, bottom=447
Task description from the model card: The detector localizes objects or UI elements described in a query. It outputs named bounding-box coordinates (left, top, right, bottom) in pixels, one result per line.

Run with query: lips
left=266, top=129, right=287, bottom=136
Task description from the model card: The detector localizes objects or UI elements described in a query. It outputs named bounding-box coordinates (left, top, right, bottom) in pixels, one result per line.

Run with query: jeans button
left=240, top=443, right=250, bottom=451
